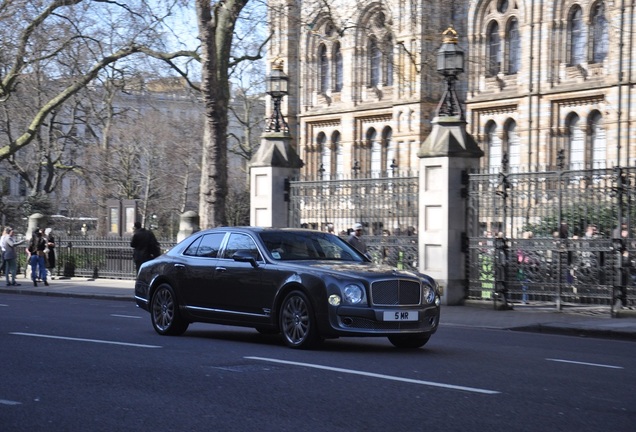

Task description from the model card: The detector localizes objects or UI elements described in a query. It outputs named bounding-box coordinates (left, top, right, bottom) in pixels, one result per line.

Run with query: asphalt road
left=1, top=294, right=635, bottom=432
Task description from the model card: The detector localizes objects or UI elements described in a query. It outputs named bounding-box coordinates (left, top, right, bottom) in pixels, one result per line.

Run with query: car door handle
left=174, top=264, right=185, bottom=270
left=216, top=267, right=227, bottom=272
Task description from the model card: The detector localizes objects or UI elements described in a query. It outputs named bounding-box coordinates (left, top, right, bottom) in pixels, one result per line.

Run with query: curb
left=511, top=323, right=636, bottom=341
left=0, top=287, right=133, bottom=302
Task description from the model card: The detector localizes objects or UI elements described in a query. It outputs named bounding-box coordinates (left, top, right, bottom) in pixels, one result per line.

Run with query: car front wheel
left=387, top=333, right=430, bottom=349
left=279, top=291, right=320, bottom=349
left=151, top=283, right=189, bottom=336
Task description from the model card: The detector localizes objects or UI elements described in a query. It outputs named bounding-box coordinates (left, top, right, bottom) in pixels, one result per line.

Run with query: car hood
left=277, top=260, right=432, bottom=283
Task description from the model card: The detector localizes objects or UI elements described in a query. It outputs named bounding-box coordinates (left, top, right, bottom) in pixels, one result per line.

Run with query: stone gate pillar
left=249, top=132, right=303, bottom=227
left=178, top=211, right=200, bottom=242
left=27, top=213, right=46, bottom=236
left=418, top=116, right=483, bottom=305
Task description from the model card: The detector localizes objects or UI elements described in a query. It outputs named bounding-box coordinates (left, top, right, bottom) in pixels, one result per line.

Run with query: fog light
left=435, top=296, right=441, bottom=307
left=328, top=294, right=341, bottom=306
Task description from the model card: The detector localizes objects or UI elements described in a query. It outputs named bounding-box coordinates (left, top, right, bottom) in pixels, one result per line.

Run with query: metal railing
left=20, top=236, right=178, bottom=280
left=467, top=165, right=636, bottom=312
left=288, top=170, right=419, bottom=270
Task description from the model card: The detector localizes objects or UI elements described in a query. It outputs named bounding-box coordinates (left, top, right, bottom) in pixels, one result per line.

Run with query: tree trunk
left=196, top=0, right=249, bottom=229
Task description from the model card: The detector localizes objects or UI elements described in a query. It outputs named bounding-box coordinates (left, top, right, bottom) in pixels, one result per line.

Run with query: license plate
left=383, top=311, right=418, bottom=321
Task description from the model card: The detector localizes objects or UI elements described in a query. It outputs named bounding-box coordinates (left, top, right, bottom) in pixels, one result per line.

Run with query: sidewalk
left=1, top=274, right=636, bottom=341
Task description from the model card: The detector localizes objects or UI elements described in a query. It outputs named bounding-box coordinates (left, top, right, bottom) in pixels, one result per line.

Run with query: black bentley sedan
left=134, top=227, right=441, bottom=349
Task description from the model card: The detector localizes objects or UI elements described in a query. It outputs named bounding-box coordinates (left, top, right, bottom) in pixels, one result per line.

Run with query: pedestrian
left=494, top=232, right=513, bottom=309
left=44, top=227, right=56, bottom=279
left=26, top=228, right=48, bottom=286
left=584, top=224, right=597, bottom=238
left=3, top=227, right=25, bottom=286
left=348, top=223, right=369, bottom=257
left=0, top=226, right=8, bottom=276
left=130, top=221, right=161, bottom=273
left=517, top=231, right=533, bottom=304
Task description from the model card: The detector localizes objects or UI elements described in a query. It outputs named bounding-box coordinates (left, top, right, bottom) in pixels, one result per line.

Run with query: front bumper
left=323, top=304, right=440, bottom=337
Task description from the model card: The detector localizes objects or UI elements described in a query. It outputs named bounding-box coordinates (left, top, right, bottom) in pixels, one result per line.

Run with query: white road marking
left=246, top=356, right=500, bottom=395
left=111, top=314, right=142, bottom=319
left=546, top=358, right=624, bottom=369
left=0, top=304, right=8, bottom=307
left=0, top=399, right=21, bottom=406
left=10, top=332, right=161, bottom=349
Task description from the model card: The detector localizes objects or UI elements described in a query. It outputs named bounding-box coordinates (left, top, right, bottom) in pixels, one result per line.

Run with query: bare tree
left=0, top=0, right=270, bottom=231
left=91, top=79, right=203, bottom=236
left=194, top=0, right=271, bottom=228
left=0, top=1, right=182, bottom=159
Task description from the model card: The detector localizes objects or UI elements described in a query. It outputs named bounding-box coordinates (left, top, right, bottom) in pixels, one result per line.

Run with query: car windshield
left=259, top=231, right=367, bottom=262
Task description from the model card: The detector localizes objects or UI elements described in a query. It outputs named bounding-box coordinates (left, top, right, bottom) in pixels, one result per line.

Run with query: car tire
left=387, top=333, right=430, bottom=349
left=151, top=283, right=189, bottom=336
left=279, top=290, right=321, bottom=349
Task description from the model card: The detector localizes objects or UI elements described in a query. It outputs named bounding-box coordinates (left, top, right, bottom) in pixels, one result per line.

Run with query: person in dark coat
left=348, top=223, right=370, bottom=258
left=130, top=221, right=161, bottom=273
left=44, top=228, right=56, bottom=278
left=27, top=228, right=48, bottom=286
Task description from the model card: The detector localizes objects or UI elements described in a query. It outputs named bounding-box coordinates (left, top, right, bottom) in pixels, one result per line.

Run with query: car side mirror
left=232, top=250, right=259, bottom=268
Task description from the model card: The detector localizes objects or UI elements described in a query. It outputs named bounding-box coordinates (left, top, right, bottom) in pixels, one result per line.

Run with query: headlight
left=423, top=283, right=436, bottom=304
left=343, top=284, right=364, bottom=304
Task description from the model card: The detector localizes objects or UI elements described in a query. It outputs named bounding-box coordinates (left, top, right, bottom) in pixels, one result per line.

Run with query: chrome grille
left=371, top=279, right=421, bottom=306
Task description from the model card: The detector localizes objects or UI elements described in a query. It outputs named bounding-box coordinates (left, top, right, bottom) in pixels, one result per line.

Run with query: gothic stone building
left=270, top=0, right=634, bottom=176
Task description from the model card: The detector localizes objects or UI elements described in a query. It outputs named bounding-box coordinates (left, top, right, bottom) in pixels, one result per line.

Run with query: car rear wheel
left=387, top=333, right=430, bottom=349
left=151, top=283, right=189, bottom=336
left=279, top=291, right=320, bottom=349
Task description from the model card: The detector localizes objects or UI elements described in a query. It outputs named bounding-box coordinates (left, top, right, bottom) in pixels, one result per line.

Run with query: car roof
left=198, top=227, right=324, bottom=235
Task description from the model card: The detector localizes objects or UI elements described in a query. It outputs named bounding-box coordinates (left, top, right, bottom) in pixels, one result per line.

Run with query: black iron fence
left=467, top=164, right=636, bottom=312
left=20, top=236, right=177, bottom=280
left=288, top=170, right=419, bottom=270
left=12, top=164, right=635, bottom=311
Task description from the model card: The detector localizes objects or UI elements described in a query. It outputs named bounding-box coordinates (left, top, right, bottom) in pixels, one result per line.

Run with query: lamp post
left=418, top=27, right=483, bottom=306
left=436, top=26, right=464, bottom=118
left=266, top=60, right=290, bottom=133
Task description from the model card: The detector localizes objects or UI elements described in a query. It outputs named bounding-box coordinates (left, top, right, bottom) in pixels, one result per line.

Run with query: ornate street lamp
left=436, top=26, right=464, bottom=118
left=266, top=60, right=290, bottom=133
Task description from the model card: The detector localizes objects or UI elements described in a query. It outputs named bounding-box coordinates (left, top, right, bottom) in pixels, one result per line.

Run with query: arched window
left=588, top=111, right=606, bottom=168
left=505, top=18, right=520, bottom=74
left=487, top=21, right=501, bottom=77
left=367, top=128, right=381, bottom=176
left=369, top=38, right=381, bottom=87
left=591, top=2, right=609, bottom=63
left=319, top=44, right=329, bottom=93
left=384, top=36, right=393, bottom=86
left=568, top=6, right=585, bottom=66
left=382, top=127, right=394, bottom=175
left=318, top=132, right=330, bottom=178
left=566, top=113, right=584, bottom=169
left=504, top=120, right=520, bottom=171
left=333, top=43, right=343, bottom=92
left=332, top=131, right=343, bottom=178
left=486, top=121, right=501, bottom=172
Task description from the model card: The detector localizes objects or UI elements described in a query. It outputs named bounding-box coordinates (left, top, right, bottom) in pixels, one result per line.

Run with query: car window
left=183, top=237, right=202, bottom=256
left=259, top=231, right=365, bottom=262
left=222, top=233, right=262, bottom=261
left=183, top=233, right=225, bottom=258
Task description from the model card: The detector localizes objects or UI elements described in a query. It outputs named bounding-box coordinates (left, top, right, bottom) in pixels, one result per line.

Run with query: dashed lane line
left=546, top=358, right=624, bottom=369
left=10, top=332, right=161, bottom=348
left=246, top=356, right=500, bottom=395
